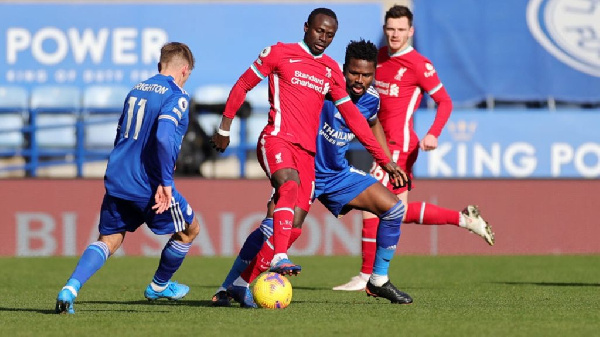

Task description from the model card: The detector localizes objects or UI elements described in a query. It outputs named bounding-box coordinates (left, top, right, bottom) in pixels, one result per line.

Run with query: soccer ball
left=253, top=272, right=293, bottom=309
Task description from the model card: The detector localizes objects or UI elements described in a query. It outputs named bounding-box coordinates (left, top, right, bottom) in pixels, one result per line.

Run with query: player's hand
left=419, top=134, right=438, bottom=151
left=210, top=133, right=230, bottom=153
left=381, top=162, right=411, bottom=190
left=152, top=185, right=172, bottom=214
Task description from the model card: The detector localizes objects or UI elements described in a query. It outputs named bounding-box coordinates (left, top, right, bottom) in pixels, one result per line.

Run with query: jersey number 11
left=123, top=96, right=147, bottom=140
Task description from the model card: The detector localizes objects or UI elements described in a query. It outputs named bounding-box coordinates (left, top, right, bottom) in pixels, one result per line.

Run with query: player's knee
left=276, top=180, right=299, bottom=205
left=278, top=180, right=299, bottom=195
left=380, top=200, right=405, bottom=225
left=178, top=217, right=200, bottom=243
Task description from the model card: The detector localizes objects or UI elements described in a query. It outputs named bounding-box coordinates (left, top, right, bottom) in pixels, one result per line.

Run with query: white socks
left=233, top=276, right=249, bottom=288
left=271, top=253, right=288, bottom=266
left=359, top=272, right=371, bottom=282
left=369, top=273, right=389, bottom=287
left=150, top=282, right=167, bottom=292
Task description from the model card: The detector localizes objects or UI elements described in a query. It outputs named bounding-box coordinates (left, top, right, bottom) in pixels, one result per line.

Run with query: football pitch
left=1, top=255, right=598, bottom=336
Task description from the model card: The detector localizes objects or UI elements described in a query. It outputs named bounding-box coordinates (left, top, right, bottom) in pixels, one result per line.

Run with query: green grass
left=1, top=256, right=598, bottom=336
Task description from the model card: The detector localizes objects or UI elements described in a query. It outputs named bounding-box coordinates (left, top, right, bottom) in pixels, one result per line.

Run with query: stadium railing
left=1, top=84, right=597, bottom=178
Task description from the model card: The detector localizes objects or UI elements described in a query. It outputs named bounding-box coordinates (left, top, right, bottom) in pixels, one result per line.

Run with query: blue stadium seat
left=193, top=85, right=240, bottom=147
left=82, top=85, right=129, bottom=149
left=245, top=85, right=269, bottom=145
left=0, top=86, right=28, bottom=155
left=30, top=86, right=81, bottom=149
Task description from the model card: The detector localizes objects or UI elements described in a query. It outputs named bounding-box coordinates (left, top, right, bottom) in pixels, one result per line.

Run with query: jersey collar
left=389, top=45, right=414, bottom=57
left=298, top=41, right=324, bottom=58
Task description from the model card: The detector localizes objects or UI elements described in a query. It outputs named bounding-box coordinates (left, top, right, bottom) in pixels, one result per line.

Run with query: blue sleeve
left=156, top=93, right=188, bottom=187
left=156, top=119, right=176, bottom=187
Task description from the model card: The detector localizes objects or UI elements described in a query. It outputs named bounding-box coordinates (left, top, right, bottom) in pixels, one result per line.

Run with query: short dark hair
left=345, top=39, right=378, bottom=66
left=385, top=5, right=413, bottom=26
left=307, top=7, right=338, bottom=26
left=160, top=42, right=195, bottom=70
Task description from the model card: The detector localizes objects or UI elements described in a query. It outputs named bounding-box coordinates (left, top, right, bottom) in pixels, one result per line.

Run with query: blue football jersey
left=315, top=87, right=379, bottom=177
left=104, top=74, right=190, bottom=201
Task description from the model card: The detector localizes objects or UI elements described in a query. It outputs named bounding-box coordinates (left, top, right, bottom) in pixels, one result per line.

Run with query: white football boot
left=461, top=205, right=495, bottom=246
left=332, top=275, right=368, bottom=291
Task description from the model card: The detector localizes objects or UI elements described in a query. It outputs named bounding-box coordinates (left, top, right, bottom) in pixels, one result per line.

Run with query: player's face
left=384, top=17, right=414, bottom=53
left=303, top=14, right=338, bottom=55
left=344, top=58, right=375, bottom=99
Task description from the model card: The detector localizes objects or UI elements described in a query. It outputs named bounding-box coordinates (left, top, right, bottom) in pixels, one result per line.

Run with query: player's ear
left=304, top=22, right=309, bottom=33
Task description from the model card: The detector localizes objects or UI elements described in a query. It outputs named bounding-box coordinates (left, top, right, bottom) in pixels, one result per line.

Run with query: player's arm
left=369, top=117, right=393, bottom=161
left=153, top=94, right=188, bottom=213
left=337, top=101, right=407, bottom=188
left=416, top=61, right=452, bottom=151
left=211, top=45, right=278, bottom=152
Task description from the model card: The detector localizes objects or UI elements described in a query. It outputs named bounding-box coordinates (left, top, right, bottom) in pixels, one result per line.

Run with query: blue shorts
left=314, top=166, right=378, bottom=218
left=98, top=189, right=195, bottom=235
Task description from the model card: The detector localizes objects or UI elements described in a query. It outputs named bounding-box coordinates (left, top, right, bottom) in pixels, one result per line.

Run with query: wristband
left=217, top=128, right=230, bottom=137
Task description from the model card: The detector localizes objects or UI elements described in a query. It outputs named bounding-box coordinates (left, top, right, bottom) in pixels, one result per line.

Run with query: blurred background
left=0, top=0, right=598, bottom=257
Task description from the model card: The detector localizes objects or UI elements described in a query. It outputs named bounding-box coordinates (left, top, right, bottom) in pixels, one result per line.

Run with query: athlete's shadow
left=494, top=281, right=600, bottom=287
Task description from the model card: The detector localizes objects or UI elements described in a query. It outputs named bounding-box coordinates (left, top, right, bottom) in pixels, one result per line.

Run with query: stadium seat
left=245, top=84, right=270, bottom=114
left=193, top=85, right=240, bottom=147
left=0, top=86, right=28, bottom=155
left=244, top=85, right=269, bottom=145
left=30, top=86, right=81, bottom=149
left=82, top=86, right=129, bottom=149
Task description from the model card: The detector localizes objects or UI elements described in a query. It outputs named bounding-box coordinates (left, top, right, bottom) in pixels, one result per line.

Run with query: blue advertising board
left=0, top=3, right=383, bottom=92
left=412, top=0, right=600, bottom=105
left=413, top=109, right=600, bottom=178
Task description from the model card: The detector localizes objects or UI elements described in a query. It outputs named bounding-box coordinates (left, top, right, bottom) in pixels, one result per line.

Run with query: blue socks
left=221, top=218, right=273, bottom=288
left=373, top=201, right=405, bottom=276
left=67, top=241, right=110, bottom=293
left=152, top=239, right=191, bottom=286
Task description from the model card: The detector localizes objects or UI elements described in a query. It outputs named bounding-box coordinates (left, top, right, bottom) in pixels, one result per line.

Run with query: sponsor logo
left=423, top=63, right=436, bottom=77
left=527, top=0, right=600, bottom=77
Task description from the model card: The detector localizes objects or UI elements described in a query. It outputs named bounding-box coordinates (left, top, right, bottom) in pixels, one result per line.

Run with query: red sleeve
left=223, top=44, right=279, bottom=119
left=223, top=68, right=262, bottom=119
left=414, top=60, right=452, bottom=137
left=427, top=86, right=452, bottom=137
left=337, top=100, right=390, bottom=166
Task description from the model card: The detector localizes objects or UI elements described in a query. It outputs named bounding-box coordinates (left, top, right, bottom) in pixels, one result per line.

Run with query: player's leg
left=348, top=183, right=412, bottom=304
left=257, top=135, right=303, bottom=275
left=404, top=202, right=494, bottom=245
left=212, top=216, right=273, bottom=307
left=144, top=190, right=199, bottom=301
left=55, top=194, right=135, bottom=314
left=225, top=207, right=307, bottom=308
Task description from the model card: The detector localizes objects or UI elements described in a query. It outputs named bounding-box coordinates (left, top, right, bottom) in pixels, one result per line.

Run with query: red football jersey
left=224, top=41, right=391, bottom=165
left=374, top=46, right=451, bottom=153
left=248, top=42, right=349, bottom=153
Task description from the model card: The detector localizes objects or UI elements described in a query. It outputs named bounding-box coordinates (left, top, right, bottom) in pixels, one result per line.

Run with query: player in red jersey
left=211, top=8, right=407, bottom=285
left=333, top=5, right=496, bottom=291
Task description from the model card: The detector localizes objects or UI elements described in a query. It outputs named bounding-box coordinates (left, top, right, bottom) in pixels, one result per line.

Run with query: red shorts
left=257, top=133, right=315, bottom=212
left=370, top=142, right=419, bottom=193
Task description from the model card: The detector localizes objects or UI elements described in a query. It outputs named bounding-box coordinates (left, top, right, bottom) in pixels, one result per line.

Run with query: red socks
left=360, top=217, right=378, bottom=275
left=404, top=202, right=460, bottom=226
left=272, top=181, right=298, bottom=254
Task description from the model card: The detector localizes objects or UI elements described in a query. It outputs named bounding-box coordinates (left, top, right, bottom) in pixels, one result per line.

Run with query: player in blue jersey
left=55, top=42, right=199, bottom=314
left=212, top=40, right=413, bottom=307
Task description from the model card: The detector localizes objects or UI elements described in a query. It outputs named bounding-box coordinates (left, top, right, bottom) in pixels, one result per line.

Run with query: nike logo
left=289, top=59, right=302, bottom=63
